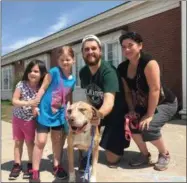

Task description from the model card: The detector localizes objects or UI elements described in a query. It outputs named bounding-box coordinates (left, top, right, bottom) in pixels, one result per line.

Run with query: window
left=75, top=52, right=85, bottom=86
left=1, top=65, right=13, bottom=90
left=107, top=42, right=119, bottom=67
left=101, top=45, right=105, bottom=61
left=102, top=41, right=120, bottom=67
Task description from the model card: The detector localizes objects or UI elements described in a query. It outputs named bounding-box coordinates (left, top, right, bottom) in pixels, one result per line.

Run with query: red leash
left=124, top=113, right=140, bottom=141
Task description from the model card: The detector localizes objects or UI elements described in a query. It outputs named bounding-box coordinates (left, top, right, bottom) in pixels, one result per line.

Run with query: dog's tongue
left=71, top=123, right=88, bottom=134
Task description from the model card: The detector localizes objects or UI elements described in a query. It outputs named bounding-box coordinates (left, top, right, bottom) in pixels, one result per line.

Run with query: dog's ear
left=66, top=102, right=71, bottom=121
left=66, top=101, right=71, bottom=110
left=91, top=106, right=104, bottom=119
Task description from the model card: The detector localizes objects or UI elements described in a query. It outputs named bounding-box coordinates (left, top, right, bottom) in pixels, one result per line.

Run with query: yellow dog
left=66, top=101, right=102, bottom=182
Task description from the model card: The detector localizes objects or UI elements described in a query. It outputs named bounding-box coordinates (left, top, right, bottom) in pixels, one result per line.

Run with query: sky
left=2, top=1, right=125, bottom=56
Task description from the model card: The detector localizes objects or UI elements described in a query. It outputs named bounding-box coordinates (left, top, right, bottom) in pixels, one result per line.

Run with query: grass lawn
left=1, top=100, right=13, bottom=123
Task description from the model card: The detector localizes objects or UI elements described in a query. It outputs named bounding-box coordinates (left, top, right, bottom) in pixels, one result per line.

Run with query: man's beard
left=83, top=56, right=101, bottom=66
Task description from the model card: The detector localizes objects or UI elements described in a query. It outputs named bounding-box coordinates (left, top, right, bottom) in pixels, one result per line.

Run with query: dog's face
left=66, top=101, right=99, bottom=133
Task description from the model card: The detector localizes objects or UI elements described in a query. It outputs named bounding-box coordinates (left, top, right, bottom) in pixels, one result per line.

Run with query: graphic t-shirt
left=13, top=81, right=38, bottom=121
left=37, top=67, right=76, bottom=130
left=79, top=60, right=127, bottom=124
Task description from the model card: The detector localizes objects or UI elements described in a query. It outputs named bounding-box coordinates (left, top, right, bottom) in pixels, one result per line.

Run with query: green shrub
left=1, top=100, right=12, bottom=105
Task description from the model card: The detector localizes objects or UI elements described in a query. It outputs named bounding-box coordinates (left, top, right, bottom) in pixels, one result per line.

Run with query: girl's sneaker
left=9, top=163, right=22, bottom=180
left=23, top=162, right=32, bottom=179
left=53, top=165, right=68, bottom=180
left=29, top=170, right=40, bottom=183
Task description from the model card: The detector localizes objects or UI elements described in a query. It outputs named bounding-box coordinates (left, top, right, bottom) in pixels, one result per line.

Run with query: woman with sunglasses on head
left=117, top=32, right=178, bottom=171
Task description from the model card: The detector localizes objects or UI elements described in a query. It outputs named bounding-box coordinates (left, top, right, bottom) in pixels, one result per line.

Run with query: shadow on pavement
left=98, top=150, right=154, bottom=170
left=48, top=148, right=153, bottom=172
left=1, top=148, right=155, bottom=181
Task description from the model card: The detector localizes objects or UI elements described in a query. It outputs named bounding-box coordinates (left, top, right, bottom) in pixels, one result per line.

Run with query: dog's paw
left=90, top=175, right=96, bottom=182
left=69, top=172, right=76, bottom=182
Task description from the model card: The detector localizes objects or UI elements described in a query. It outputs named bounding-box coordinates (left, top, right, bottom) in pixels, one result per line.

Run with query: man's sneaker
left=79, top=155, right=92, bottom=173
left=53, top=165, right=68, bottom=180
left=29, top=170, right=40, bottom=183
left=154, top=152, right=170, bottom=171
left=129, top=152, right=153, bottom=167
left=23, top=162, right=32, bottom=179
left=9, top=163, right=22, bottom=180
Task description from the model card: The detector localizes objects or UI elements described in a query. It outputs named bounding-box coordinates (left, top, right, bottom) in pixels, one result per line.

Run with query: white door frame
left=179, top=1, right=186, bottom=119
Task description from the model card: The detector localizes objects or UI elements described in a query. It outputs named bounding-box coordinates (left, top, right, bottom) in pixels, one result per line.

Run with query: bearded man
left=78, top=35, right=130, bottom=170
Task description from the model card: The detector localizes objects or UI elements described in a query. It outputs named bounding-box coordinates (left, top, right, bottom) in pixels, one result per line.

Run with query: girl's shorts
left=12, top=115, right=36, bottom=142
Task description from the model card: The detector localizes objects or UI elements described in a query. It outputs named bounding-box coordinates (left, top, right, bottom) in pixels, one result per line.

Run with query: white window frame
left=102, top=40, right=122, bottom=67
left=1, top=65, right=13, bottom=91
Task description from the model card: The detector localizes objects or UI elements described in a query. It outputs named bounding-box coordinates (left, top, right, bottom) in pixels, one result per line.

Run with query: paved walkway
left=1, top=119, right=186, bottom=182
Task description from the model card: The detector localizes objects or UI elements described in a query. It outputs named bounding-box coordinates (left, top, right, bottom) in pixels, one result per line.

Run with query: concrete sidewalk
left=1, top=119, right=186, bottom=182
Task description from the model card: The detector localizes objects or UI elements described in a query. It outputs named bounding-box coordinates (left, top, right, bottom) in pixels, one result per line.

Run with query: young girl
left=9, top=60, right=47, bottom=180
left=30, top=46, right=76, bottom=183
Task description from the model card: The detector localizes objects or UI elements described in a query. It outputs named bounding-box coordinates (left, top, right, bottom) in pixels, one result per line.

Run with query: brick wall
left=127, top=7, right=182, bottom=106
left=50, top=47, right=61, bottom=67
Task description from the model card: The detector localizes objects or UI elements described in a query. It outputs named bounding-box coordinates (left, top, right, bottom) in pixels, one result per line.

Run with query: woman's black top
left=117, top=52, right=176, bottom=114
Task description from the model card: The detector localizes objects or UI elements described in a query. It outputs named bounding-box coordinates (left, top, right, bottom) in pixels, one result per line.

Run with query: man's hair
left=81, top=35, right=101, bottom=49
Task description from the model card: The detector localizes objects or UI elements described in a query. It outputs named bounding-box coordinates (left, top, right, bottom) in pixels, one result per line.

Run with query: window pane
left=108, top=51, right=113, bottom=60
left=108, top=44, right=112, bottom=52
left=107, top=42, right=119, bottom=67
left=2, top=66, right=13, bottom=90
left=3, top=69, right=8, bottom=89
left=1, top=70, right=3, bottom=89
left=101, top=45, right=105, bottom=60
left=107, top=43, right=113, bottom=65
left=8, top=67, right=12, bottom=90
left=112, top=42, right=119, bottom=67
